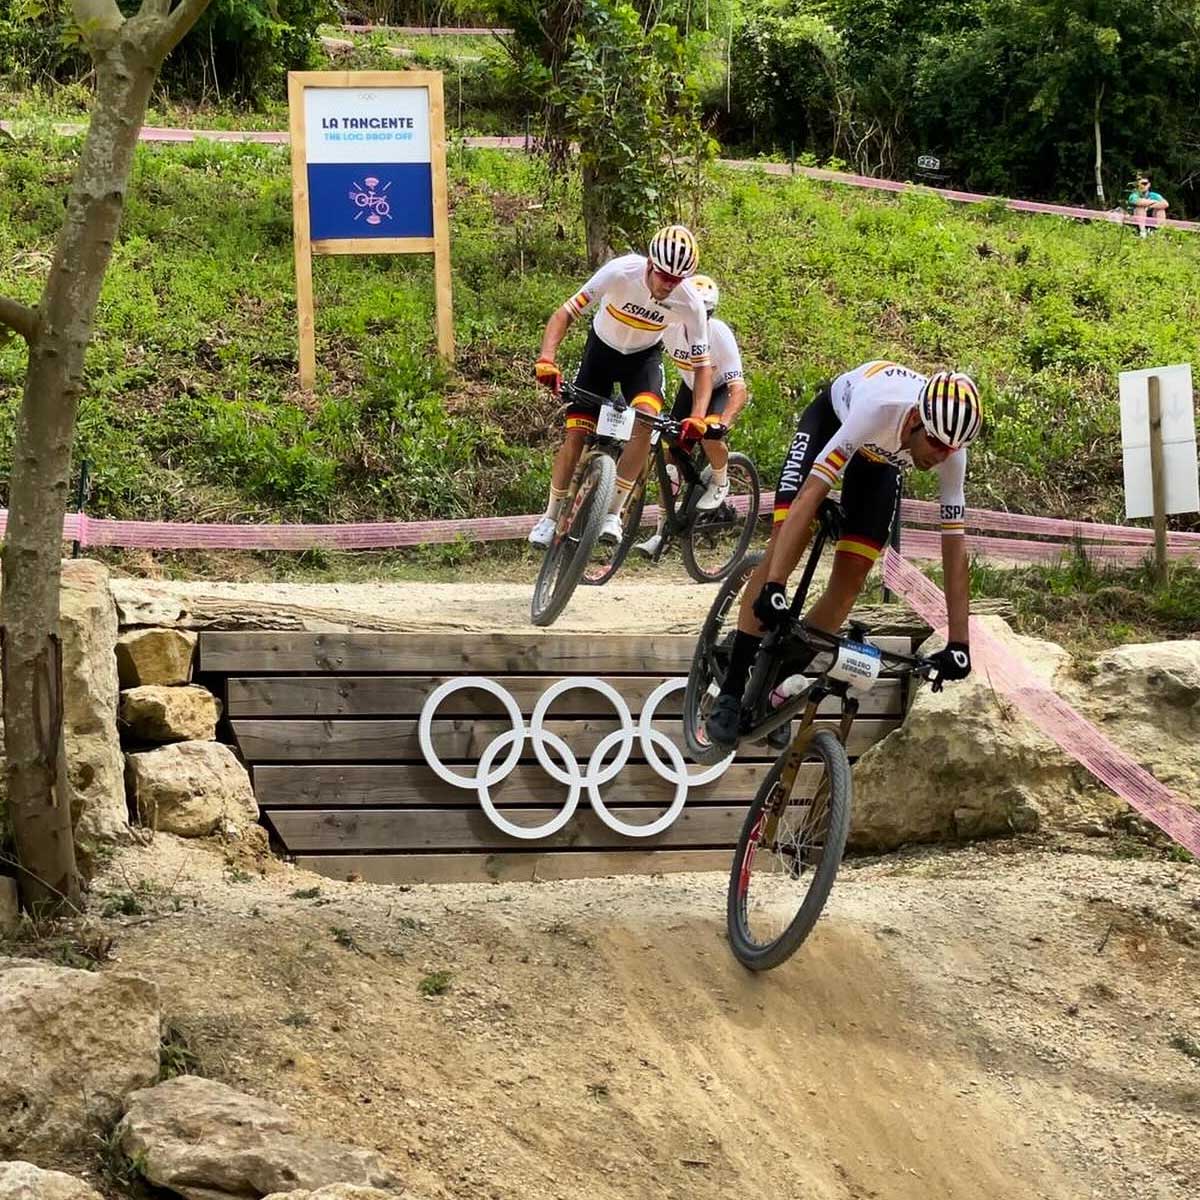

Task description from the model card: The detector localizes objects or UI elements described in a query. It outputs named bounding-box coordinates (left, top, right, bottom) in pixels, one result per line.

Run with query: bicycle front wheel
left=681, top=452, right=761, bottom=583
left=582, top=472, right=646, bottom=586
left=726, top=729, right=851, bottom=971
left=530, top=454, right=616, bottom=626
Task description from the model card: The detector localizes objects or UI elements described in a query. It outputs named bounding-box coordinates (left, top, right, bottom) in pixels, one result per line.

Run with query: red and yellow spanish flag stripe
left=605, top=303, right=665, bottom=332
left=690, top=352, right=712, bottom=367
left=810, top=461, right=840, bottom=488
left=835, top=536, right=882, bottom=563
left=864, top=360, right=896, bottom=378
left=772, top=503, right=791, bottom=524
left=631, top=391, right=663, bottom=413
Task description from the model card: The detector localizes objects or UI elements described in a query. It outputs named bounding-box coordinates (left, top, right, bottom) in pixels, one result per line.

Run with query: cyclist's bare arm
left=689, top=363, right=714, bottom=419
left=941, top=531, right=971, bottom=643
left=766, top=474, right=831, bottom=584
left=539, top=306, right=575, bottom=363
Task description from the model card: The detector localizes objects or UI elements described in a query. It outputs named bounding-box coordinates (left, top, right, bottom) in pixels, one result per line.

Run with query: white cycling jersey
left=811, top=360, right=967, bottom=533
left=664, top=316, right=743, bottom=390
left=563, top=254, right=711, bottom=366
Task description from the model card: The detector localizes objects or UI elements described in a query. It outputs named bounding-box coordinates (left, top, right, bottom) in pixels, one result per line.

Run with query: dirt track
left=87, top=835, right=1199, bottom=1200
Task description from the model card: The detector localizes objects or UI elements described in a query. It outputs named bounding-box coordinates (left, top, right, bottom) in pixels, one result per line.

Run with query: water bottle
left=769, top=674, right=809, bottom=709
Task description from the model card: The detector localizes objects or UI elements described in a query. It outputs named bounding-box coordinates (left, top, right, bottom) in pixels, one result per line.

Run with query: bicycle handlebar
left=559, top=380, right=725, bottom=442
left=787, top=620, right=939, bottom=682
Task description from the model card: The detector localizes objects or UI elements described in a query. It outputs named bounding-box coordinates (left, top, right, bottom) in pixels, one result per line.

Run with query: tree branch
left=160, top=0, right=213, bottom=56
left=0, top=296, right=38, bottom=344
left=71, top=0, right=126, bottom=45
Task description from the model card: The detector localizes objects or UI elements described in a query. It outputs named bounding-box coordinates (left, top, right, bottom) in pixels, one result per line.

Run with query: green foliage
left=418, top=968, right=453, bottom=995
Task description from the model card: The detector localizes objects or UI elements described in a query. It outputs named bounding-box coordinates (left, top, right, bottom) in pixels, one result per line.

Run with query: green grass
left=3, top=116, right=1200, bottom=544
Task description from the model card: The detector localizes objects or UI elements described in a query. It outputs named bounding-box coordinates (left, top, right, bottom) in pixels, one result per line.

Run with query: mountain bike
left=530, top=382, right=757, bottom=625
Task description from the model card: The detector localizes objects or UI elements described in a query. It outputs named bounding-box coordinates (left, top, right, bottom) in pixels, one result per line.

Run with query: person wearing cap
left=1129, top=177, right=1169, bottom=237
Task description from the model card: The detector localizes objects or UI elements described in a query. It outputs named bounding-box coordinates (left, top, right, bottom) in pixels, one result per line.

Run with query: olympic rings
left=417, top=675, right=735, bottom=840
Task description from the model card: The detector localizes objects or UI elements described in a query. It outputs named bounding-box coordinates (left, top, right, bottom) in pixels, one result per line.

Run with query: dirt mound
left=66, top=836, right=1199, bottom=1200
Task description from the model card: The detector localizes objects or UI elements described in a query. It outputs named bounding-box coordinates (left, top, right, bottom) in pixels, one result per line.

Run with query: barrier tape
left=881, top=548, right=1200, bottom=858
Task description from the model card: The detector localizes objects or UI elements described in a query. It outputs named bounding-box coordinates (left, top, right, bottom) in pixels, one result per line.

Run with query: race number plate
left=827, top=640, right=882, bottom=693
left=597, top=405, right=636, bottom=440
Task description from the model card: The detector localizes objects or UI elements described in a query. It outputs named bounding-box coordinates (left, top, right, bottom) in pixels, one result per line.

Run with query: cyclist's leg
left=700, top=384, right=731, bottom=474
left=803, top=455, right=899, bottom=633
left=649, top=380, right=694, bottom=535
left=609, top=346, right=665, bottom=518
left=543, top=330, right=614, bottom=510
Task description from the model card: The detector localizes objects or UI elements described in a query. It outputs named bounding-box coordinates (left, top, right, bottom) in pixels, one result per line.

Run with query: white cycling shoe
left=528, top=516, right=556, bottom=549
left=599, top=513, right=624, bottom=544
left=697, top=479, right=730, bottom=511
left=634, top=532, right=663, bottom=558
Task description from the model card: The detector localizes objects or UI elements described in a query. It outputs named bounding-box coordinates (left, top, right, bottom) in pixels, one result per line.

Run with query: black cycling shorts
left=564, top=328, right=666, bottom=433
left=772, top=382, right=900, bottom=563
left=670, top=380, right=731, bottom=421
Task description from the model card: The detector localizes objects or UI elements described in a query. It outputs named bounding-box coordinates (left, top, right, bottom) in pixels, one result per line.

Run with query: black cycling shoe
left=705, top=693, right=742, bottom=749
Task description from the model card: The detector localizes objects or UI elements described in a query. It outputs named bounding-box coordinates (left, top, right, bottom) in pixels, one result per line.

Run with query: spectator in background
left=1129, top=177, right=1169, bottom=237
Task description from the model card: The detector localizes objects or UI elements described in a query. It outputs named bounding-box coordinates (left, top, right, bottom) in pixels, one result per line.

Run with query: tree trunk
left=581, top=159, right=614, bottom=268
left=1093, top=83, right=1105, bottom=205
left=2, top=41, right=157, bottom=917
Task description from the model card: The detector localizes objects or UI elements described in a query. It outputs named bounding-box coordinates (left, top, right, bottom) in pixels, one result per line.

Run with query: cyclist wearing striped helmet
left=529, top=225, right=714, bottom=549
left=706, top=361, right=983, bottom=750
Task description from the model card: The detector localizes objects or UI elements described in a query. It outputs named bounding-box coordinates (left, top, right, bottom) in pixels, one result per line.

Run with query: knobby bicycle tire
left=530, top=454, right=616, bottom=626
left=582, top=469, right=646, bottom=586
left=680, top=452, right=761, bottom=583
left=726, top=728, right=851, bottom=971
left=681, top=550, right=764, bottom=765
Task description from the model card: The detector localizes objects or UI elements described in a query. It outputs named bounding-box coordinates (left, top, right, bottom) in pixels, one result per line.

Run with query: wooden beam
left=266, top=804, right=754, bottom=852
left=294, top=849, right=732, bottom=885
left=254, top=761, right=800, bottom=807
left=225, top=674, right=904, bottom=718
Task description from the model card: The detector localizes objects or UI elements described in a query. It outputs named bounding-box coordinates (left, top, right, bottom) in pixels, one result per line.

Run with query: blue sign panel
left=306, top=163, right=434, bottom=239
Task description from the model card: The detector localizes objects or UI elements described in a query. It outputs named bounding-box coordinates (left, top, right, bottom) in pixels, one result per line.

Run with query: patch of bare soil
left=78, top=836, right=1199, bottom=1200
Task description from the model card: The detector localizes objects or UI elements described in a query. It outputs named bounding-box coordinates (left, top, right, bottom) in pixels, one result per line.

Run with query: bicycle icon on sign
left=349, top=177, right=393, bottom=225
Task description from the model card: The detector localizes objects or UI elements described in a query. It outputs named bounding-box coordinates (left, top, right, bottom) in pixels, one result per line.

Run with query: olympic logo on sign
left=418, top=677, right=734, bottom=841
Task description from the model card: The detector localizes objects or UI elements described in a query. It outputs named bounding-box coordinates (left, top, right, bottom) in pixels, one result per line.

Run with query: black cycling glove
left=928, top=641, right=971, bottom=692
left=752, top=582, right=791, bottom=631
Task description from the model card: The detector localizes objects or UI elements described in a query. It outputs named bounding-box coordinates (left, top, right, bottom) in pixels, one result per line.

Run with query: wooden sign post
left=1147, top=374, right=1169, bottom=584
left=288, top=70, right=453, bottom=389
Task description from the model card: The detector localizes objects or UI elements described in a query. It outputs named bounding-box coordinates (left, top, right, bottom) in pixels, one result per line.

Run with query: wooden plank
left=226, top=674, right=904, bottom=718
left=200, top=631, right=916, bottom=674
left=254, top=762, right=809, bottom=807
left=200, top=631, right=698, bottom=674
left=267, top=805, right=754, bottom=852
left=428, top=70, right=455, bottom=361
left=312, top=236, right=435, bottom=256
left=294, top=849, right=732, bottom=885
left=287, top=73, right=317, bottom=390
left=233, top=716, right=898, bottom=762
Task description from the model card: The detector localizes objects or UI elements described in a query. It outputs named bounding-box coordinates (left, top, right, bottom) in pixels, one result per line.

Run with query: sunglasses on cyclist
left=650, top=265, right=686, bottom=287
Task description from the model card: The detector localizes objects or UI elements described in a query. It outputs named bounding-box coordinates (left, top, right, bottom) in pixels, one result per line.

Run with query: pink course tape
left=881, top=548, right=1200, bottom=858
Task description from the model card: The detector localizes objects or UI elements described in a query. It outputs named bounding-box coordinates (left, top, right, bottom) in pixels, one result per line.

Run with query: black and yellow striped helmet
left=648, top=225, right=699, bottom=278
left=919, top=372, right=983, bottom=449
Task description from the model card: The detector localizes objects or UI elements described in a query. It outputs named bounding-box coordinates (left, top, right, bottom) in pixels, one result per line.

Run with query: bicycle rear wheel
left=530, top=454, right=616, bottom=626
left=582, top=471, right=646, bottom=586
left=681, top=549, right=762, bottom=765
left=681, top=452, right=761, bottom=583
left=726, top=728, right=851, bottom=971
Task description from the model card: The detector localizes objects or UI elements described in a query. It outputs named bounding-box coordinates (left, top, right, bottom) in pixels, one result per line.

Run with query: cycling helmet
left=648, top=225, right=699, bottom=278
left=919, top=371, right=982, bottom=449
left=690, top=274, right=719, bottom=313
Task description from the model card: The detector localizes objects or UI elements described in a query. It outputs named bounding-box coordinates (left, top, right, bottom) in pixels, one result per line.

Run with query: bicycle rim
left=681, top=452, right=762, bottom=582
left=726, top=729, right=851, bottom=971
left=582, top=474, right=646, bottom=585
left=530, top=454, right=616, bottom=626
left=681, top=550, right=763, bottom=764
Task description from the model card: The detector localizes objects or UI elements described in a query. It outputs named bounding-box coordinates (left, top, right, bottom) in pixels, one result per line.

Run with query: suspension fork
left=760, top=694, right=822, bottom=845
left=555, top=447, right=596, bottom=536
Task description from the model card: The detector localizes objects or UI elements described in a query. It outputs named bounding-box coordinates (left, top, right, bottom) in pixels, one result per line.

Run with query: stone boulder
left=0, top=1162, right=105, bottom=1200
left=850, top=618, right=1098, bottom=849
left=118, top=1076, right=398, bottom=1200
left=60, top=559, right=128, bottom=849
left=126, top=741, right=257, bottom=837
left=116, top=628, right=197, bottom=688
left=120, top=685, right=220, bottom=743
left=0, top=959, right=159, bottom=1158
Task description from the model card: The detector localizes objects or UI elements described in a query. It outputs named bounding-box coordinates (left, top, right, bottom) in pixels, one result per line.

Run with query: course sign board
left=1119, top=364, right=1199, bottom=519
left=288, top=71, right=453, bottom=386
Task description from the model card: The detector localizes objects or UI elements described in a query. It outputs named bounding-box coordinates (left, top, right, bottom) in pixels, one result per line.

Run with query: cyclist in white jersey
left=635, top=275, right=748, bottom=557
left=706, top=360, right=983, bottom=750
left=528, top=226, right=713, bottom=548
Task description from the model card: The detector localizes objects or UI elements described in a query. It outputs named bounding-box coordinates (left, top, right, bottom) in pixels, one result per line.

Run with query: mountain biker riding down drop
left=705, top=360, right=983, bottom=750
left=635, top=273, right=750, bottom=558
left=528, top=226, right=714, bottom=550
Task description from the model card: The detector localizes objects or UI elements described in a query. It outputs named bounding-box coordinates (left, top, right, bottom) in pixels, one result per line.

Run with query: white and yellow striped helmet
left=919, top=372, right=983, bottom=449
left=648, top=225, right=699, bottom=278
left=690, top=274, right=719, bottom=313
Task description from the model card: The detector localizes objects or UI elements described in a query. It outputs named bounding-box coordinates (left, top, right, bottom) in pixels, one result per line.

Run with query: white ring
left=639, top=678, right=735, bottom=786
left=587, top=728, right=688, bottom=838
left=530, top=678, right=635, bottom=787
left=418, top=677, right=525, bottom=790
left=477, top=728, right=581, bottom=840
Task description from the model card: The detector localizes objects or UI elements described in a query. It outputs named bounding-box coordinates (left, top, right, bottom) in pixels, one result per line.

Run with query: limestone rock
left=0, top=959, right=159, bottom=1158
left=118, top=1076, right=398, bottom=1200
left=850, top=618, right=1092, bottom=849
left=261, top=1189, right=403, bottom=1200
left=0, top=1162, right=105, bottom=1200
left=0, top=879, right=17, bottom=937
left=120, top=685, right=220, bottom=743
left=60, top=559, right=128, bottom=848
left=115, top=628, right=197, bottom=687
left=125, top=742, right=257, bottom=837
